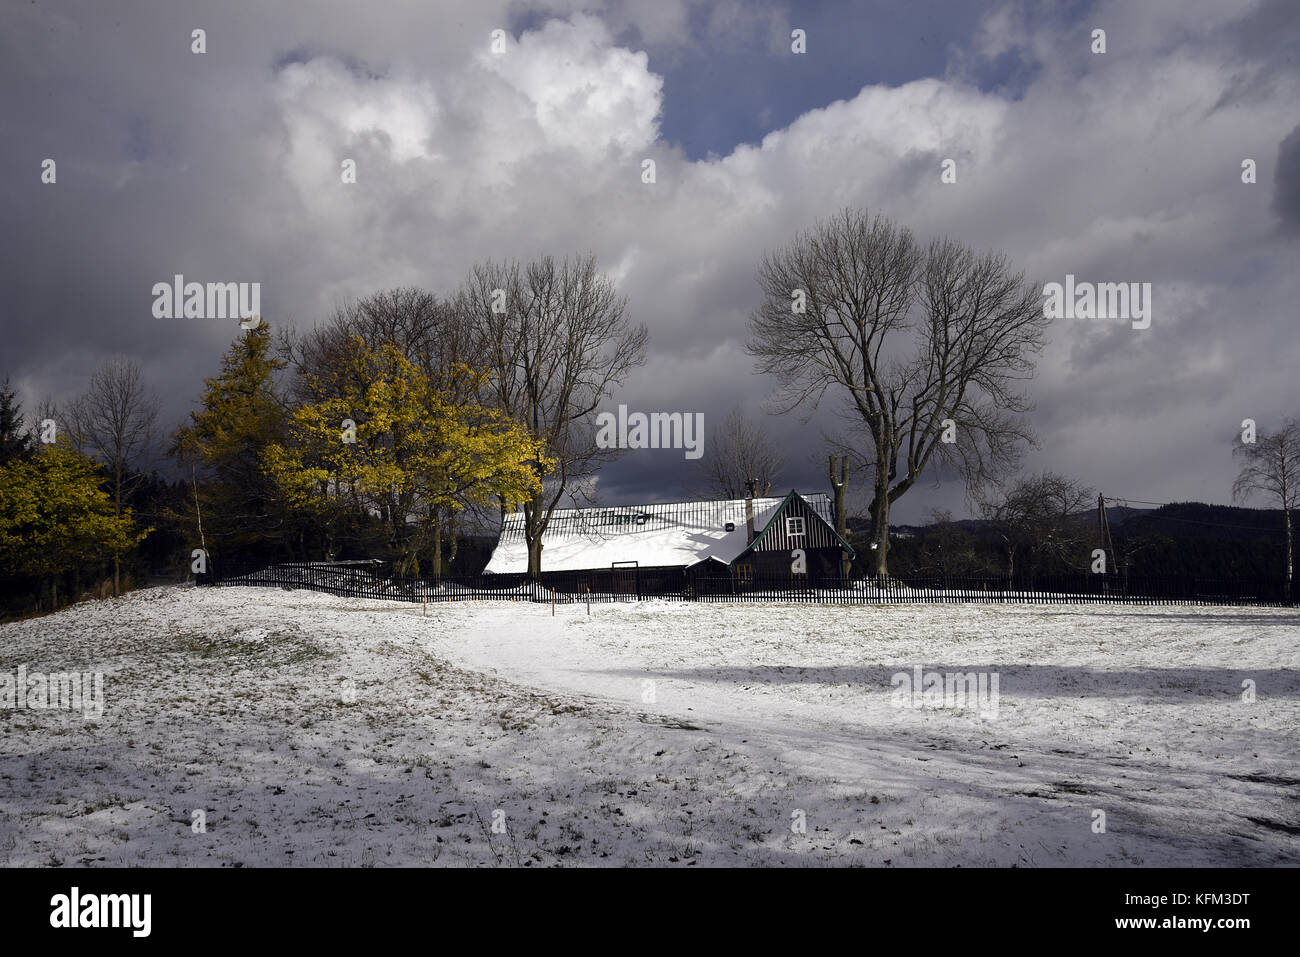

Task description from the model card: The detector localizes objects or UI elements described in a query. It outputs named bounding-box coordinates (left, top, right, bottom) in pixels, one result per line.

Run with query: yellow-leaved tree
left=0, top=444, right=148, bottom=609
left=264, top=339, right=546, bottom=577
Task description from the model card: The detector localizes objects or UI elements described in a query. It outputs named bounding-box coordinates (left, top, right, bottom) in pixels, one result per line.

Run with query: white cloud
left=275, top=60, right=441, bottom=164
left=477, top=15, right=662, bottom=158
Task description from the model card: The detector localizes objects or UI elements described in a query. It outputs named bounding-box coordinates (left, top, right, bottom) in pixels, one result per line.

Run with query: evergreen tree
left=0, top=377, right=34, bottom=466
left=171, top=326, right=292, bottom=559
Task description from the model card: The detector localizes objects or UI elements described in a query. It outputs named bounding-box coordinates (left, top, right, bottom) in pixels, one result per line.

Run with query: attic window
left=724, top=521, right=736, bottom=532
left=786, top=516, right=806, bottom=538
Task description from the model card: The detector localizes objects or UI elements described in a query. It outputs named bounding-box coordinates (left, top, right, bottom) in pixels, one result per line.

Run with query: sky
left=2, top=0, right=1297, bottom=523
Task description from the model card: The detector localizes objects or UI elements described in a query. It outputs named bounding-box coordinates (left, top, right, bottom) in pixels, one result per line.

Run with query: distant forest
left=865, top=502, right=1292, bottom=580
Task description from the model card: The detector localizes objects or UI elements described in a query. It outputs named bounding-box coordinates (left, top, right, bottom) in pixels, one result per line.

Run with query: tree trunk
left=190, top=463, right=206, bottom=547
left=870, top=478, right=891, bottom=581
left=394, top=549, right=418, bottom=579
left=431, top=519, right=443, bottom=580
left=527, top=536, right=543, bottom=579
left=113, top=461, right=122, bottom=597
left=1286, top=507, right=1293, bottom=603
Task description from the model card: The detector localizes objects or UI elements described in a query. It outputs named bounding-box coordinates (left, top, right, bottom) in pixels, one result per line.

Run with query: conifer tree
left=0, top=377, right=34, bottom=466
left=172, top=326, right=290, bottom=558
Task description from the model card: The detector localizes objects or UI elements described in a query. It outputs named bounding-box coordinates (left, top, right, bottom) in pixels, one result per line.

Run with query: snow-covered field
left=1, top=585, right=1297, bottom=866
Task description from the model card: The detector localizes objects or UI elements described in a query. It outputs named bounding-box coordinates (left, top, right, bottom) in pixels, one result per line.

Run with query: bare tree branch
left=456, top=254, right=648, bottom=576
left=1233, top=417, right=1299, bottom=592
left=694, top=407, right=785, bottom=499
left=63, top=358, right=159, bottom=594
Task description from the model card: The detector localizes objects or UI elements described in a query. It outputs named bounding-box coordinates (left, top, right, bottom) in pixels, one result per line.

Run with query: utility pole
left=829, top=455, right=851, bottom=579
left=1097, top=493, right=1118, bottom=577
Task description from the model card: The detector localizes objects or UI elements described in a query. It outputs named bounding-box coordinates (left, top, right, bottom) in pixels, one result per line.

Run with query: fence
left=198, top=560, right=1296, bottom=607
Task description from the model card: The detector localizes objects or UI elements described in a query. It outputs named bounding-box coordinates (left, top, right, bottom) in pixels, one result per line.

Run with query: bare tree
left=1233, top=417, right=1299, bottom=598
left=979, top=471, right=1094, bottom=579
left=284, top=287, right=474, bottom=395
left=696, top=407, right=784, bottom=500
left=30, top=396, right=60, bottom=446
left=457, top=254, right=648, bottom=576
left=64, top=358, right=159, bottom=595
left=748, top=208, right=1048, bottom=578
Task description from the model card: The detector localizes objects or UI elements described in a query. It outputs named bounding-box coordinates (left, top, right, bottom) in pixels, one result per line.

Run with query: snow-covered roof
left=485, top=492, right=837, bottom=573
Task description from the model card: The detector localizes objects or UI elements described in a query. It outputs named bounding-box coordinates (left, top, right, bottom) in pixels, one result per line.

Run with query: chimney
left=744, top=477, right=757, bottom=544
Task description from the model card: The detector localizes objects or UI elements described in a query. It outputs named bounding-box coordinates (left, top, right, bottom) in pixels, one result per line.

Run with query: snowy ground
left=1, top=585, right=1297, bottom=866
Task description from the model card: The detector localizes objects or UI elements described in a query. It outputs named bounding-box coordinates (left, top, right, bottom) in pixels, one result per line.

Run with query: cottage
left=484, top=490, right=854, bottom=593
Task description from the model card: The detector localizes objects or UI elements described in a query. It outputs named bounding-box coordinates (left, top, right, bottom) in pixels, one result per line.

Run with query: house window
left=736, top=563, right=754, bottom=582
left=786, top=516, right=806, bottom=538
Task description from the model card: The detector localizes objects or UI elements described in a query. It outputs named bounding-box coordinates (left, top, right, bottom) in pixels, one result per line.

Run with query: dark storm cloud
left=1274, top=123, right=1300, bottom=234
left=1213, top=0, right=1300, bottom=109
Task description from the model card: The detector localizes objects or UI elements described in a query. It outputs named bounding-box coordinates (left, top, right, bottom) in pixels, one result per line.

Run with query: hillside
left=846, top=502, right=1290, bottom=579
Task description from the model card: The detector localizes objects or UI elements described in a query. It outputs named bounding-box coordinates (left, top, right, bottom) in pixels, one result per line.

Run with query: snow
left=1, top=585, right=1296, bottom=866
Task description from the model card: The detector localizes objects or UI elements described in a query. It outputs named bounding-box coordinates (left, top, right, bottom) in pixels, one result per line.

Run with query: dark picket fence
left=197, top=560, right=1296, bottom=607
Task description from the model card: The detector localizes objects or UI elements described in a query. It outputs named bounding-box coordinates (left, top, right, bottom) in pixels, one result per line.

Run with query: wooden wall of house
left=750, top=495, right=840, bottom=552
left=739, top=547, right=844, bottom=578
